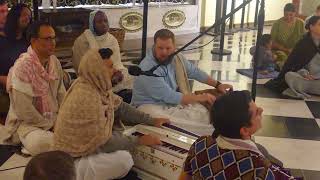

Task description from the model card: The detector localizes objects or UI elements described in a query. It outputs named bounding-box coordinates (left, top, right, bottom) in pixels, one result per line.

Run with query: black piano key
left=182, top=150, right=188, bottom=154
left=162, top=123, right=200, bottom=138
left=132, top=131, right=144, bottom=137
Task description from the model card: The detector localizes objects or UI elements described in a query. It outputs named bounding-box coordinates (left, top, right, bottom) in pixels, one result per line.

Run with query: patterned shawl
left=175, top=53, right=192, bottom=94
left=6, top=46, right=58, bottom=118
left=53, top=49, right=122, bottom=157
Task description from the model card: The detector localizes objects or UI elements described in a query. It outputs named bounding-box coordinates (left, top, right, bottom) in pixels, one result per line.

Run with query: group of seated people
left=0, top=0, right=317, bottom=179
left=248, top=3, right=320, bottom=99
left=23, top=91, right=297, bottom=180
left=250, top=3, right=306, bottom=73
left=264, top=3, right=320, bottom=99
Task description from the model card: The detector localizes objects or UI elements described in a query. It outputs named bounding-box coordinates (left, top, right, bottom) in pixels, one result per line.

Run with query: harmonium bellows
left=123, top=124, right=199, bottom=180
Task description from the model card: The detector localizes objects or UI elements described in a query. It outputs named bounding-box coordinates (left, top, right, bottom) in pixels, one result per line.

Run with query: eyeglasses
left=38, top=36, right=56, bottom=42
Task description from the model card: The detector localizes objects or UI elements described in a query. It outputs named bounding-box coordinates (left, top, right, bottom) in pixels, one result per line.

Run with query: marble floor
left=1, top=26, right=320, bottom=179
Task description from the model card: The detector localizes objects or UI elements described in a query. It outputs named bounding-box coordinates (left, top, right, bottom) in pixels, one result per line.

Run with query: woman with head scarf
left=54, top=48, right=169, bottom=179
left=72, top=10, right=133, bottom=103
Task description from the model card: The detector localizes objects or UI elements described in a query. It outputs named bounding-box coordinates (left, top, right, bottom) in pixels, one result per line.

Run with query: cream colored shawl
left=53, top=49, right=122, bottom=157
left=175, top=53, right=192, bottom=95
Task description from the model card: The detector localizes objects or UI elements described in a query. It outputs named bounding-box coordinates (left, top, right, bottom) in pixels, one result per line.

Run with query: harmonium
left=124, top=123, right=199, bottom=180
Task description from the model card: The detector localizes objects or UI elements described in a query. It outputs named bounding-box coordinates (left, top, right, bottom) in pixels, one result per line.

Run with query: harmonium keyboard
left=123, top=123, right=199, bottom=180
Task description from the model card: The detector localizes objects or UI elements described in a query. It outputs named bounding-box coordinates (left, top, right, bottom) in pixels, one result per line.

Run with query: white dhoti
left=137, top=103, right=214, bottom=136
left=283, top=71, right=320, bottom=99
left=75, top=150, right=134, bottom=180
left=19, top=129, right=54, bottom=156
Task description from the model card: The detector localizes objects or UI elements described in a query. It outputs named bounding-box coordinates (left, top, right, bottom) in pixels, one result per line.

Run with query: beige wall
left=201, top=0, right=292, bottom=27
left=301, top=0, right=320, bottom=16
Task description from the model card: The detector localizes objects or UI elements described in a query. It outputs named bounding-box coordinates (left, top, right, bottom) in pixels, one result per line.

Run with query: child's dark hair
left=210, top=90, right=252, bottom=139
left=99, top=48, right=113, bottom=60
left=23, top=151, right=75, bottom=180
left=260, top=34, right=272, bottom=47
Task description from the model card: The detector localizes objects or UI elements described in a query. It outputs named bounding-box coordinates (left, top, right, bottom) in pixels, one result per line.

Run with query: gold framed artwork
left=119, top=12, right=143, bottom=33
left=162, top=9, right=186, bottom=29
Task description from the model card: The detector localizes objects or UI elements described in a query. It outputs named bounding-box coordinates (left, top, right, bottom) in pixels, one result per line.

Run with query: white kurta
left=0, top=55, right=66, bottom=155
left=137, top=103, right=214, bottom=136
left=75, top=150, right=134, bottom=180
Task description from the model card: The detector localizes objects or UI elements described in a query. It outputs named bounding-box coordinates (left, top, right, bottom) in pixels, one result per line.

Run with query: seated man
left=0, top=21, right=66, bottom=155
left=181, top=90, right=297, bottom=180
left=72, top=10, right=133, bottom=103
left=265, top=16, right=320, bottom=99
left=23, top=151, right=75, bottom=180
left=54, top=48, right=169, bottom=180
left=131, top=29, right=232, bottom=135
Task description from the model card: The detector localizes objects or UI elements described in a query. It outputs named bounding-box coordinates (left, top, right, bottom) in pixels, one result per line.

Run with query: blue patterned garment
left=184, top=136, right=300, bottom=180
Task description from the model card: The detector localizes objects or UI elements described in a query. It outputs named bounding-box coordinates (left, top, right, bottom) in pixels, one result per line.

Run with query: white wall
left=301, top=0, right=320, bottom=16
left=202, top=0, right=291, bottom=27
left=94, top=5, right=200, bottom=39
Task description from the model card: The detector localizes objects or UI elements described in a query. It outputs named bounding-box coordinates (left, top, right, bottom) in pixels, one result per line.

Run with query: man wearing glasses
left=0, top=21, right=66, bottom=156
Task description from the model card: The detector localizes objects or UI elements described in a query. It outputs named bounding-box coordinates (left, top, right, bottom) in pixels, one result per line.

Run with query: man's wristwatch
left=215, top=81, right=221, bottom=88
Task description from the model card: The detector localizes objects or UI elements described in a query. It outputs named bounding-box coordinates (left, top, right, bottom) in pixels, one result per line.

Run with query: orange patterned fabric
left=7, top=46, right=58, bottom=116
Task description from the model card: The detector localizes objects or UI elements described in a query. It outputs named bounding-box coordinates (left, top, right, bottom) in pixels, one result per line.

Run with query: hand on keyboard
left=138, top=134, right=162, bottom=146
left=153, top=118, right=170, bottom=128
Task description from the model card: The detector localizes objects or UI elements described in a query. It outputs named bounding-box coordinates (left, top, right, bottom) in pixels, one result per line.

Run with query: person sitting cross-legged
left=132, top=29, right=232, bottom=135
left=23, top=151, right=76, bottom=180
left=53, top=48, right=169, bottom=180
left=72, top=10, right=133, bottom=103
left=180, top=90, right=299, bottom=180
left=0, top=21, right=66, bottom=156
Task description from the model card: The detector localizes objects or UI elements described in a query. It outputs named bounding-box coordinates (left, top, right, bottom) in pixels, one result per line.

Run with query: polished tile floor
left=1, top=26, right=320, bottom=179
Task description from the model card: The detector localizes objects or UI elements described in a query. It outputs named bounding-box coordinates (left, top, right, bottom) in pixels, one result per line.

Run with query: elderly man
left=72, top=10, right=133, bottom=103
left=0, top=21, right=66, bottom=155
left=131, top=29, right=233, bottom=135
